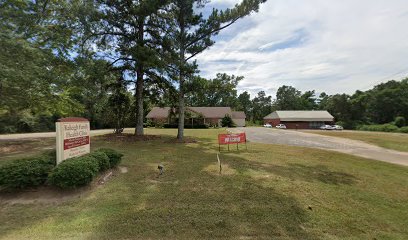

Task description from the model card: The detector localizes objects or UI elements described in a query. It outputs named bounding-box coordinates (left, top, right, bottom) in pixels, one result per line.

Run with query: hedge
left=96, top=148, right=123, bottom=167
left=1, top=148, right=123, bottom=190
left=357, top=124, right=399, bottom=132
left=49, top=148, right=123, bottom=189
left=399, top=126, right=408, bottom=133
left=49, top=155, right=99, bottom=189
left=394, top=116, right=406, bottom=128
left=89, top=151, right=111, bottom=172
left=0, top=156, right=54, bottom=189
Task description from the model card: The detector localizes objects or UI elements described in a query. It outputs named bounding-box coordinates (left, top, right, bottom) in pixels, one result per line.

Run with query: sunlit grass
left=0, top=128, right=407, bottom=239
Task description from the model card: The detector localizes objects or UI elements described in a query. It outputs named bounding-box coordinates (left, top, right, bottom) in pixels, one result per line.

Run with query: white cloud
left=196, top=0, right=408, bottom=97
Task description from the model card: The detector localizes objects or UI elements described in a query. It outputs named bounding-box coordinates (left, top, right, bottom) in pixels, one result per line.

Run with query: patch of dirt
left=0, top=138, right=54, bottom=156
left=203, top=163, right=237, bottom=175
left=0, top=168, right=122, bottom=205
left=0, top=145, right=26, bottom=154
left=96, top=133, right=161, bottom=142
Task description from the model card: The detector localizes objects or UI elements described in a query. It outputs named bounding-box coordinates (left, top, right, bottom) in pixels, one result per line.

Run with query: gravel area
left=229, top=127, right=408, bottom=167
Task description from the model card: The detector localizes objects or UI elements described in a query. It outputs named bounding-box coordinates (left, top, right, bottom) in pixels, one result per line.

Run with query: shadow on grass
left=1, top=132, right=348, bottom=239
left=85, top=140, right=317, bottom=240
left=246, top=162, right=358, bottom=186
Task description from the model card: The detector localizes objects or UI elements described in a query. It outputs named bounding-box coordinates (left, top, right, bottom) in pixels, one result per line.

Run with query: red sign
left=218, top=133, right=246, bottom=145
left=64, top=136, right=90, bottom=150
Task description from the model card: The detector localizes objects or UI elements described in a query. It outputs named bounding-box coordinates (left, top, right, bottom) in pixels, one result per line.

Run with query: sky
left=194, top=0, right=408, bottom=98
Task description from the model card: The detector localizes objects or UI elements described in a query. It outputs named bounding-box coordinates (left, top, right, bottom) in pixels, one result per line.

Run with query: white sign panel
left=56, top=118, right=90, bottom=165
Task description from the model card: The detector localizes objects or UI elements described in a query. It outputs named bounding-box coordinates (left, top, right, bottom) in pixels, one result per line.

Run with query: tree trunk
left=177, top=79, right=185, bottom=141
left=135, top=67, right=144, bottom=136
left=135, top=19, right=144, bottom=136
left=177, top=11, right=185, bottom=141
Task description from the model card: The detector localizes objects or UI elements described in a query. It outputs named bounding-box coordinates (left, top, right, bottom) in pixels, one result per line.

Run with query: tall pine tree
left=165, top=0, right=267, bottom=140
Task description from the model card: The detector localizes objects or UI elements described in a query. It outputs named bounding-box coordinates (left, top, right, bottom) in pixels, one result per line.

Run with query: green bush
left=89, top=151, right=111, bottom=172
left=357, top=124, right=399, bottom=132
left=395, top=116, right=406, bottom=128
left=221, top=115, right=236, bottom=127
left=96, top=148, right=123, bottom=167
left=49, top=155, right=99, bottom=189
left=0, top=157, right=54, bottom=189
left=399, top=126, right=408, bottom=133
left=41, top=149, right=57, bottom=165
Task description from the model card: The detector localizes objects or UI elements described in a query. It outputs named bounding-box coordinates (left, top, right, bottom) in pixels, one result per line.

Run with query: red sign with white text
left=218, top=133, right=246, bottom=145
left=63, top=136, right=90, bottom=150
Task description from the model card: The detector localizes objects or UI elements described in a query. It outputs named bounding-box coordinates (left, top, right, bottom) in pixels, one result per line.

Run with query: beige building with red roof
left=146, top=107, right=246, bottom=127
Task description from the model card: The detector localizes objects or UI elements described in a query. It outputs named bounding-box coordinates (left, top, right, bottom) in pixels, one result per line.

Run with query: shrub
left=0, top=157, right=54, bottom=189
left=89, top=151, right=111, bottom=172
left=395, top=116, right=406, bottom=128
left=399, top=126, right=408, bottom=133
left=96, top=148, right=123, bottom=167
left=221, top=115, right=236, bottom=127
left=41, top=149, right=57, bottom=165
left=357, top=124, right=399, bottom=132
left=144, top=119, right=154, bottom=128
left=49, top=156, right=99, bottom=189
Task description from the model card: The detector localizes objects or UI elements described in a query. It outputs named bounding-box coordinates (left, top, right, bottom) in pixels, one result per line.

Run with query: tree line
left=1, top=0, right=407, bottom=136
left=0, top=0, right=266, bottom=140
left=174, top=74, right=408, bottom=129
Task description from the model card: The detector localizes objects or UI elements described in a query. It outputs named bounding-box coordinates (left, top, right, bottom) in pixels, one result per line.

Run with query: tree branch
left=186, top=17, right=240, bottom=49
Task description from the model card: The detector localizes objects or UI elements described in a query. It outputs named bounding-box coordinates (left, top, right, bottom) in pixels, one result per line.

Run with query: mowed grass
left=0, top=138, right=55, bottom=165
left=1, top=129, right=408, bottom=239
left=303, top=130, right=408, bottom=152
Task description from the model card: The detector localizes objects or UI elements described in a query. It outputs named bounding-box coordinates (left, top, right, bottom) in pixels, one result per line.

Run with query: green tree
left=325, top=94, right=352, bottom=124
left=237, top=91, right=252, bottom=120
left=0, top=0, right=86, bottom=132
left=83, top=0, right=168, bottom=136
left=221, top=115, right=235, bottom=127
left=107, top=78, right=132, bottom=133
left=185, top=73, right=243, bottom=107
left=252, top=91, right=272, bottom=122
left=366, top=80, right=408, bottom=123
left=274, top=85, right=302, bottom=110
left=300, top=90, right=317, bottom=110
left=166, top=0, right=266, bottom=141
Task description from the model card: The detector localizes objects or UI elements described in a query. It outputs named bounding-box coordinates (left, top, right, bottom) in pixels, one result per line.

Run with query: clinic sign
left=56, top=117, right=90, bottom=164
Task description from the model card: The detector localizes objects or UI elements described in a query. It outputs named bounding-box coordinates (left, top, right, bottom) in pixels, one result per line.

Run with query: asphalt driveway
left=229, top=127, right=408, bottom=167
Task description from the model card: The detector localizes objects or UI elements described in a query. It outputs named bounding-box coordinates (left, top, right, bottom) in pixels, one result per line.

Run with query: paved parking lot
left=229, top=127, right=408, bottom=166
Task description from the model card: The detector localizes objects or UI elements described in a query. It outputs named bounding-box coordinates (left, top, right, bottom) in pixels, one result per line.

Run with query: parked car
left=263, top=123, right=272, bottom=128
left=320, top=125, right=334, bottom=130
left=276, top=124, right=287, bottom=129
left=331, top=125, right=344, bottom=130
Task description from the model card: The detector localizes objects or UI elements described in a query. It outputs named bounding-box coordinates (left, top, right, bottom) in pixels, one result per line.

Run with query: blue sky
left=194, top=0, right=408, bottom=97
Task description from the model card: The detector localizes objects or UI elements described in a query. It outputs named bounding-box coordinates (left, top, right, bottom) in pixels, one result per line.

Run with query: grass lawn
left=0, top=138, right=55, bottom=166
left=1, top=128, right=408, bottom=239
left=303, top=130, right=408, bottom=152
